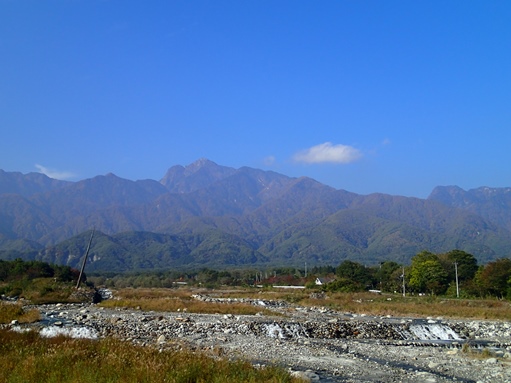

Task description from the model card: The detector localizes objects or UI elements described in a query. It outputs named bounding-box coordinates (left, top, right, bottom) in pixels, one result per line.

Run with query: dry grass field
left=0, top=328, right=302, bottom=383
left=315, top=292, right=511, bottom=320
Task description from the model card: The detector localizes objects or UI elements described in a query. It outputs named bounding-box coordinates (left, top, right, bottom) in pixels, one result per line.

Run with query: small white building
left=315, top=277, right=334, bottom=286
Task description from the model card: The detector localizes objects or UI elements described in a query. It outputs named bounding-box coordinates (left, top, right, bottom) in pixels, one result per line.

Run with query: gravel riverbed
left=7, top=295, right=511, bottom=383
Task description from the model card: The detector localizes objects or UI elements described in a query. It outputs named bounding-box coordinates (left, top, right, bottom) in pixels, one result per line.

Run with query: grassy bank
left=0, top=329, right=301, bottom=383
left=303, top=291, right=511, bottom=320
left=0, top=302, right=40, bottom=324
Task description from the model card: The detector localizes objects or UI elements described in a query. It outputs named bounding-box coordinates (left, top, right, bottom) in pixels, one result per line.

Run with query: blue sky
left=1, top=1, right=510, bottom=198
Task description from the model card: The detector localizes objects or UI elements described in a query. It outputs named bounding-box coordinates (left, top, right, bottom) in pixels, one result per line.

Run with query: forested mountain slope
left=1, top=159, right=510, bottom=271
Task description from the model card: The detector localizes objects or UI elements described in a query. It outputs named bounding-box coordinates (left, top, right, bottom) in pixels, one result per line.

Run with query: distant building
left=315, top=277, right=334, bottom=286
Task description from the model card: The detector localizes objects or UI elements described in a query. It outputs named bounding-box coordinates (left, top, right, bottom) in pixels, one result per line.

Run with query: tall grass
left=0, top=302, right=40, bottom=324
left=0, top=329, right=302, bottom=383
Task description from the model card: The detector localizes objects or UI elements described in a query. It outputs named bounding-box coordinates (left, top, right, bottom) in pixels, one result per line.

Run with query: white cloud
left=293, top=142, right=362, bottom=164
left=263, top=155, right=276, bottom=166
left=35, top=164, right=76, bottom=180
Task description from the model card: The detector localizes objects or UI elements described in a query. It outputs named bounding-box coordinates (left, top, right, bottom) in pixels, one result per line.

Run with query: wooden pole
left=76, top=229, right=95, bottom=289
left=454, top=261, right=459, bottom=298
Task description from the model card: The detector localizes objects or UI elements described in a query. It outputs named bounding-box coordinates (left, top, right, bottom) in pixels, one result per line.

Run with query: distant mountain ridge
left=428, top=185, right=511, bottom=231
left=1, top=159, right=510, bottom=272
left=0, top=169, right=70, bottom=197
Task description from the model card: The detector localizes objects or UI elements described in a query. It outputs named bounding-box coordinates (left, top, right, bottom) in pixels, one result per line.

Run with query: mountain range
left=1, top=159, right=511, bottom=272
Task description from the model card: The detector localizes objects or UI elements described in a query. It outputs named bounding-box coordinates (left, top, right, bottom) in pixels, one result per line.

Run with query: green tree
left=335, top=260, right=373, bottom=290
left=411, top=250, right=437, bottom=264
left=408, top=251, right=448, bottom=295
left=475, top=258, right=511, bottom=298
left=324, top=277, right=362, bottom=293
left=373, top=261, right=401, bottom=292
left=438, top=249, right=478, bottom=282
left=195, top=268, right=219, bottom=286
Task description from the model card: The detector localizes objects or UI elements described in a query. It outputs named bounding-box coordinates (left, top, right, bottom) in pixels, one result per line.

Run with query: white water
left=406, top=323, right=461, bottom=340
left=266, top=323, right=287, bottom=338
left=264, top=323, right=308, bottom=339
left=39, top=326, right=98, bottom=339
left=10, top=324, right=98, bottom=339
left=9, top=326, right=31, bottom=333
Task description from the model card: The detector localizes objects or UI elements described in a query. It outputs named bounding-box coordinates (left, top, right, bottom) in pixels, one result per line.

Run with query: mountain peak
left=161, top=159, right=236, bottom=193
left=184, top=158, right=218, bottom=175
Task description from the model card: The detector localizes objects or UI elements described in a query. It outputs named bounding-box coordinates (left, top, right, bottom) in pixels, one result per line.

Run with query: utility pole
left=402, top=266, right=406, bottom=297
left=76, top=228, right=95, bottom=289
left=305, top=262, right=307, bottom=278
left=454, top=261, right=459, bottom=298
left=379, top=262, right=383, bottom=292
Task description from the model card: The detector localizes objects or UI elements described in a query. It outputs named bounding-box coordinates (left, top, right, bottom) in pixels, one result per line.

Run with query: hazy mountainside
left=1, top=159, right=511, bottom=272
left=428, top=185, right=511, bottom=232
left=0, top=229, right=269, bottom=272
left=0, top=169, right=69, bottom=197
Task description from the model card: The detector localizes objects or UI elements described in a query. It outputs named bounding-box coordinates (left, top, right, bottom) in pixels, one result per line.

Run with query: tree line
left=0, top=259, right=79, bottom=284
left=5, top=251, right=508, bottom=300
left=0, top=259, right=83, bottom=299
left=327, top=250, right=511, bottom=299
left=86, top=250, right=511, bottom=300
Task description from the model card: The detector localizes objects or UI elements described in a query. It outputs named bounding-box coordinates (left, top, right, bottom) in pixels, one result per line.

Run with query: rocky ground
left=7, top=293, right=511, bottom=383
